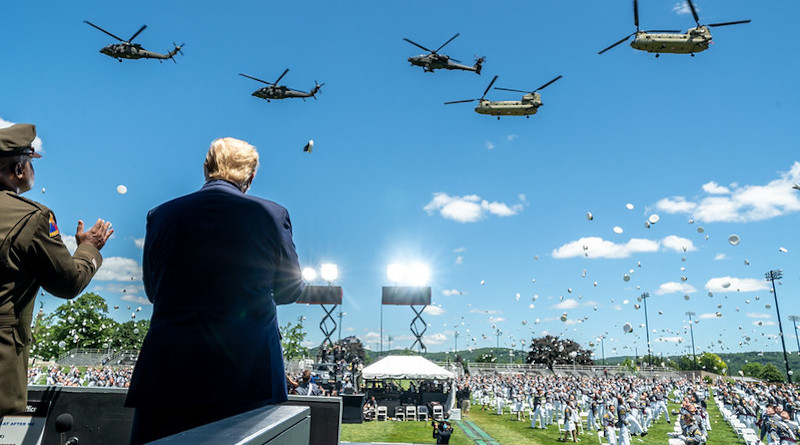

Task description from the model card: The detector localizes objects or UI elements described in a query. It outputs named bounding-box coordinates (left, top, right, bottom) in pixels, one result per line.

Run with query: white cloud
left=564, top=319, right=583, bottom=325
left=612, top=305, right=623, bottom=311
left=552, top=237, right=659, bottom=259
left=363, top=332, right=380, bottom=341
left=656, top=197, right=697, bottom=214
left=424, top=193, right=524, bottom=223
left=488, top=316, right=506, bottom=323
left=471, top=309, right=501, bottom=315
left=453, top=247, right=466, bottom=253
left=661, top=235, right=696, bottom=253
left=121, top=294, right=150, bottom=305
left=455, top=256, right=464, bottom=265
left=746, top=313, right=772, bottom=319
left=346, top=327, right=355, bottom=332
left=714, top=253, right=728, bottom=260
left=656, top=162, right=800, bottom=223
left=134, top=238, right=145, bottom=249
left=0, top=118, right=44, bottom=154
left=424, top=306, right=446, bottom=316
left=507, top=135, right=518, bottom=142
left=705, top=277, right=768, bottom=293
left=655, top=336, right=683, bottom=343
left=654, top=282, right=697, bottom=295
left=552, top=299, right=579, bottom=310
left=62, top=235, right=77, bottom=254
left=699, top=313, right=718, bottom=319
left=672, top=2, right=693, bottom=15
left=442, top=289, right=464, bottom=297
left=93, top=283, right=143, bottom=295
left=424, top=333, right=449, bottom=345
left=486, top=142, right=495, bottom=150
left=702, top=181, right=730, bottom=195
left=93, top=257, right=142, bottom=281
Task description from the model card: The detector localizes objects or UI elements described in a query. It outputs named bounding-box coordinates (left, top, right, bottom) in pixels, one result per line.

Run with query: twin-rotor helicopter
left=84, top=21, right=183, bottom=62
left=239, top=69, right=324, bottom=102
left=598, top=0, right=750, bottom=57
left=444, top=75, right=562, bottom=119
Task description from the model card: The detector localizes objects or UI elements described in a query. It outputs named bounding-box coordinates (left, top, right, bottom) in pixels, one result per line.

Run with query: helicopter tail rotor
left=167, top=43, right=185, bottom=62
left=474, top=56, right=485, bottom=75
left=311, top=81, right=325, bottom=98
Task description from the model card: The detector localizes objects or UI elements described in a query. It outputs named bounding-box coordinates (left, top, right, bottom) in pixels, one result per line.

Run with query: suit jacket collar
left=202, top=179, right=244, bottom=194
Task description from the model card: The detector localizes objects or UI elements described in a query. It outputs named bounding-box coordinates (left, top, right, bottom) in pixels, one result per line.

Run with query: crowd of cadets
left=27, top=366, right=132, bottom=388
left=461, top=373, right=715, bottom=445
left=717, top=379, right=800, bottom=445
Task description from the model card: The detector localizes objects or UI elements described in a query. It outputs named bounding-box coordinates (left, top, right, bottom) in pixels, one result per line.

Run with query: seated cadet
left=680, top=414, right=706, bottom=445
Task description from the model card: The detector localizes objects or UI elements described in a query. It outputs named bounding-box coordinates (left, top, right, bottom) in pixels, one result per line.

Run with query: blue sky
left=3, top=0, right=800, bottom=361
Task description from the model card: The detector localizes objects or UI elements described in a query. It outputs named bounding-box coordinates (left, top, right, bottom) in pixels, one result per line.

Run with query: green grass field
left=341, top=390, right=742, bottom=445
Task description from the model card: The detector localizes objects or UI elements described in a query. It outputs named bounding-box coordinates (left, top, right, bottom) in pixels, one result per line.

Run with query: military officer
left=0, top=123, right=113, bottom=415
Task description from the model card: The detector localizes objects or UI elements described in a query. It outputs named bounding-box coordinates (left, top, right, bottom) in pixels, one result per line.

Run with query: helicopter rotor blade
left=480, top=75, right=499, bottom=99
left=444, top=99, right=477, bottom=105
left=274, top=68, right=290, bottom=85
left=707, top=19, right=751, bottom=27
left=83, top=20, right=125, bottom=42
left=633, top=0, right=639, bottom=30
left=127, top=24, right=148, bottom=42
left=402, top=38, right=433, bottom=53
left=686, top=0, right=700, bottom=26
left=598, top=33, right=634, bottom=54
left=494, top=87, right=529, bottom=94
left=239, top=73, right=273, bottom=85
left=534, top=75, right=562, bottom=92
left=434, top=33, right=460, bottom=54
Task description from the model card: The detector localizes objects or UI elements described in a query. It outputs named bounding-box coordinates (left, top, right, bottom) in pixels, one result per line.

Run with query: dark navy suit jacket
left=126, top=180, right=303, bottom=409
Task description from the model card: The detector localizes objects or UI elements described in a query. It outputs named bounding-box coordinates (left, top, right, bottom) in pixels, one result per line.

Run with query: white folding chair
left=433, top=405, right=444, bottom=421
left=376, top=406, right=387, bottom=421
left=406, top=405, right=417, bottom=421
left=394, top=406, right=405, bottom=421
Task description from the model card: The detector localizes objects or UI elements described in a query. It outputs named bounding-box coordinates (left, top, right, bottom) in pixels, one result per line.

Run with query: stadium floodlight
left=387, top=263, right=406, bottom=283
left=301, top=267, right=318, bottom=282
left=407, top=262, right=431, bottom=285
left=320, top=263, right=339, bottom=282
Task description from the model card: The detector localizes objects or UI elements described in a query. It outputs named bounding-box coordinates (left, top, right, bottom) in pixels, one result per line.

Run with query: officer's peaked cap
left=0, top=124, right=41, bottom=158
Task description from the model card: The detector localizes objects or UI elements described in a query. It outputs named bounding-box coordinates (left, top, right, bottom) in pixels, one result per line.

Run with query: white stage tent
left=361, top=355, right=456, bottom=380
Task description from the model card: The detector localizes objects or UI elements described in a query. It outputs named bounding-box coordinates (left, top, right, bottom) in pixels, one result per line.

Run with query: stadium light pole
left=766, top=269, right=792, bottom=383
left=686, top=311, right=697, bottom=370
left=598, top=336, right=606, bottom=366
left=641, top=292, right=652, bottom=366
left=495, top=329, right=502, bottom=352
left=337, top=311, right=346, bottom=343
left=789, top=315, right=800, bottom=355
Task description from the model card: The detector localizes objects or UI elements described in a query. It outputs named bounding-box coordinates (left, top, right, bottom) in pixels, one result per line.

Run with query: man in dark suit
left=125, top=137, right=304, bottom=444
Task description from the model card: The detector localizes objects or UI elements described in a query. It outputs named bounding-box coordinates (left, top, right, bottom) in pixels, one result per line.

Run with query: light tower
left=766, top=269, right=792, bottom=383
left=686, top=311, right=698, bottom=370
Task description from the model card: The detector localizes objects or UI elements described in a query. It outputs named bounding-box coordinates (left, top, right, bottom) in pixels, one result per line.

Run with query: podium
left=22, top=387, right=339, bottom=445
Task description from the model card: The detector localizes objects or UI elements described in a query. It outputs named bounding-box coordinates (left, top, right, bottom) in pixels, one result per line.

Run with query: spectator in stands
left=295, top=370, right=323, bottom=396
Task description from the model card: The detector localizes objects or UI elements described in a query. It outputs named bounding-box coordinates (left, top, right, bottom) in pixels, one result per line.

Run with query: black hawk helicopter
left=239, top=69, right=323, bottom=102
left=444, top=75, right=562, bottom=119
left=84, top=21, right=183, bottom=62
left=403, top=33, right=484, bottom=74
left=598, top=0, right=750, bottom=57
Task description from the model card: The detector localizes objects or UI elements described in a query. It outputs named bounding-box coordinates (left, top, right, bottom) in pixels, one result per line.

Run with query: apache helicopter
left=598, top=0, right=750, bottom=57
left=239, top=69, right=323, bottom=102
left=444, top=75, right=562, bottom=119
left=84, top=21, right=183, bottom=62
left=403, top=33, right=484, bottom=74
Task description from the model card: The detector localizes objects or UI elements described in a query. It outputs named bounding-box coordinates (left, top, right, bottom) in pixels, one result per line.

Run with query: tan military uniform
left=0, top=190, right=102, bottom=414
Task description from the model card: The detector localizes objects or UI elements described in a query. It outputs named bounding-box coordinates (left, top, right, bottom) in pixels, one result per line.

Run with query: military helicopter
left=444, top=75, right=562, bottom=119
left=598, top=0, right=750, bottom=57
left=84, top=21, right=183, bottom=62
left=239, top=69, right=323, bottom=102
left=403, top=33, right=484, bottom=74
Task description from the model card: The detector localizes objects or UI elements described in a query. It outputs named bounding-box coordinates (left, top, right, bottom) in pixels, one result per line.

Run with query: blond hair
left=203, top=137, right=259, bottom=190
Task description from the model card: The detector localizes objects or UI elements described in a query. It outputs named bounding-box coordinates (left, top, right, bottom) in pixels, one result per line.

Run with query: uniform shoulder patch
left=48, top=213, right=60, bottom=237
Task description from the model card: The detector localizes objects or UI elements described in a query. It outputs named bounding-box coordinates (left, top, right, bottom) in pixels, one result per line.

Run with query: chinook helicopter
left=444, top=75, right=562, bottom=119
left=403, top=33, right=484, bottom=74
left=598, top=0, right=750, bottom=57
left=239, top=69, right=323, bottom=102
left=84, top=21, right=183, bottom=62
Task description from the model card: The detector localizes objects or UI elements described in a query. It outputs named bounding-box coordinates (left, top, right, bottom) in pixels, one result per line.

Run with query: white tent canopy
left=361, top=355, right=455, bottom=380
